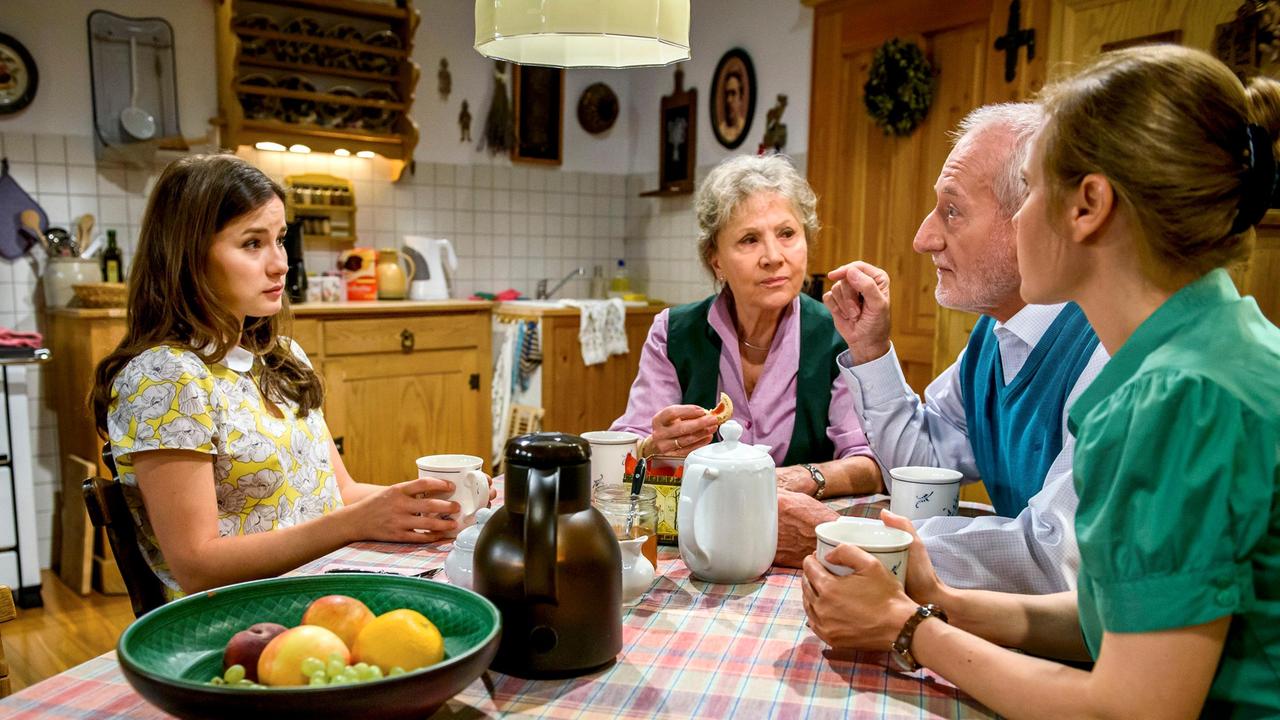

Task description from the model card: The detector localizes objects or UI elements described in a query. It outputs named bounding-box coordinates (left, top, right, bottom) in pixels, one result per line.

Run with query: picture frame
left=710, top=48, right=756, bottom=150
left=512, top=64, right=564, bottom=165
left=643, top=68, right=697, bottom=196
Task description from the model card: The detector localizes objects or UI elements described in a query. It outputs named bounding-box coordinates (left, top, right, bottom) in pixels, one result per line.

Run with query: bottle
left=589, top=265, right=607, bottom=299
left=101, top=230, right=123, bottom=283
left=608, top=259, right=630, bottom=298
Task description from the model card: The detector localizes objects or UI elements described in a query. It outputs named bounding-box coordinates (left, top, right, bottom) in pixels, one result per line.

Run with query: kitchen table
left=0, top=494, right=995, bottom=719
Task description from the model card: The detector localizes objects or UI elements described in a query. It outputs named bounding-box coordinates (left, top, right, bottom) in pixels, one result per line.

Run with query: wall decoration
left=863, top=38, right=935, bottom=137
left=759, top=94, right=788, bottom=154
left=512, top=64, right=564, bottom=165
left=710, top=48, right=755, bottom=149
left=1214, top=2, right=1280, bottom=79
left=438, top=58, right=452, bottom=99
left=641, top=68, right=697, bottom=196
left=577, top=82, right=619, bottom=134
left=993, top=0, right=1036, bottom=83
left=0, top=32, right=38, bottom=115
left=482, top=61, right=513, bottom=155
left=459, top=100, right=472, bottom=142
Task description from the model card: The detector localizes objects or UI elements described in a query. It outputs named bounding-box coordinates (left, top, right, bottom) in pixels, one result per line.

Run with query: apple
left=301, top=595, right=375, bottom=648
left=222, top=622, right=287, bottom=682
left=257, top=625, right=351, bottom=687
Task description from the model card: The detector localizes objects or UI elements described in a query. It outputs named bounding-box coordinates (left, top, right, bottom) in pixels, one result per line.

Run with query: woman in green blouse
left=802, top=45, right=1280, bottom=717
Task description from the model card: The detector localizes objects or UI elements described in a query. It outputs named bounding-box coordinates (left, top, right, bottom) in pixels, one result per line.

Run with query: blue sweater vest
left=958, top=303, right=1099, bottom=518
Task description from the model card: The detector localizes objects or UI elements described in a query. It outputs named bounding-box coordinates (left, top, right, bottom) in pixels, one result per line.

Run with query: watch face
left=0, top=33, right=38, bottom=115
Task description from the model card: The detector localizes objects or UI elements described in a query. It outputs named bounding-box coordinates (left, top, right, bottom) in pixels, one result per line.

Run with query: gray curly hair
left=694, top=154, right=820, bottom=277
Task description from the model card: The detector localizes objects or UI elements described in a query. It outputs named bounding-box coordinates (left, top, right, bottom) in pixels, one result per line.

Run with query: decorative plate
left=577, top=82, right=619, bottom=134
left=0, top=32, right=38, bottom=115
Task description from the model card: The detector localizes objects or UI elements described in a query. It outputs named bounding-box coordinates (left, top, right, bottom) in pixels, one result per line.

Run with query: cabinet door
left=322, top=349, right=485, bottom=484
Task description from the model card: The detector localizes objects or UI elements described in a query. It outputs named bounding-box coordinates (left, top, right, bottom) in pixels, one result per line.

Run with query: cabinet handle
left=469, top=373, right=480, bottom=391
left=400, top=328, right=415, bottom=352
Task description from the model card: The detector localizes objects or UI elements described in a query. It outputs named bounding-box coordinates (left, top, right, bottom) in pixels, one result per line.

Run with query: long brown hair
left=92, top=154, right=324, bottom=434
left=1037, top=45, right=1280, bottom=277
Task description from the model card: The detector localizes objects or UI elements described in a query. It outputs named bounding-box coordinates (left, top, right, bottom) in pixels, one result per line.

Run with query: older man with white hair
left=776, top=103, right=1109, bottom=595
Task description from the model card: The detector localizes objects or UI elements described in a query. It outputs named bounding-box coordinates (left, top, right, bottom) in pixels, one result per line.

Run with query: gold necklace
left=739, top=337, right=769, bottom=351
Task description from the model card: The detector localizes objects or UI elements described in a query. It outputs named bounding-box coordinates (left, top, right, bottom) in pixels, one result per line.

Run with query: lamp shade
left=475, top=0, right=690, bottom=68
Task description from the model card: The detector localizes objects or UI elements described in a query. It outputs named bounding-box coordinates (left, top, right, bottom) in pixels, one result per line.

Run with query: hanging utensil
left=120, top=36, right=157, bottom=141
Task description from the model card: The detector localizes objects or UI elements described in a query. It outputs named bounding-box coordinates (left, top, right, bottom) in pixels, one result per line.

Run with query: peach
left=301, top=595, right=375, bottom=648
left=256, top=625, right=350, bottom=686
left=223, top=622, right=287, bottom=682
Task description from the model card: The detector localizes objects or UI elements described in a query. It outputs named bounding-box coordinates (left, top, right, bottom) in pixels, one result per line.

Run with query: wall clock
left=0, top=33, right=38, bottom=115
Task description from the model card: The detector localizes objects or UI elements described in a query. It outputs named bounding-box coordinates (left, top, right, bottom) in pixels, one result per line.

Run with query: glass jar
left=593, top=485, right=658, bottom=568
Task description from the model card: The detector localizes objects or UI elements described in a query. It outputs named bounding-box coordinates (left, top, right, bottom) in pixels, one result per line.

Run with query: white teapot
left=677, top=420, right=777, bottom=584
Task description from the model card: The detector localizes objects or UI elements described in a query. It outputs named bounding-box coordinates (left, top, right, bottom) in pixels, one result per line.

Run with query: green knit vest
left=665, top=294, right=844, bottom=465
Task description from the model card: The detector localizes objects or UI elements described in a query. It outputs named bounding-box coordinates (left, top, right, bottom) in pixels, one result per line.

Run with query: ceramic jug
left=619, top=535, right=655, bottom=606
left=444, top=507, right=493, bottom=590
left=473, top=433, right=622, bottom=678
left=376, top=247, right=416, bottom=300
left=677, top=420, right=777, bottom=584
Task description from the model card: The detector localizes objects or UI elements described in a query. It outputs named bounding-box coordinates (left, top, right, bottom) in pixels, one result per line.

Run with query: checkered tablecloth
left=0, top=495, right=994, bottom=719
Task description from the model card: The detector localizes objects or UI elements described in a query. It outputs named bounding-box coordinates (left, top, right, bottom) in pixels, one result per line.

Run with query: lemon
left=352, top=609, right=444, bottom=673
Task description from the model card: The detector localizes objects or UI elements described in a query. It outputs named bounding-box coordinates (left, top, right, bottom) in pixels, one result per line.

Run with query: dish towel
left=491, top=320, right=519, bottom=466
left=516, top=320, right=541, bottom=391
left=0, top=327, right=43, bottom=348
left=563, top=299, right=629, bottom=366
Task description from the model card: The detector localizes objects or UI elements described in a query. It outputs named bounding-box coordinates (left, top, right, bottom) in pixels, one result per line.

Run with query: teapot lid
left=504, top=432, right=590, bottom=469
left=452, top=507, right=493, bottom=551
left=687, top=420, right=771, bottom=463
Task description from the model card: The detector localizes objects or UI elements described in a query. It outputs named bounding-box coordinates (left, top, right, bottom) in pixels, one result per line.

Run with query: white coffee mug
left=888, top=466, right=963, bottom=521
left=416, top=454, right=490, bottom=537
left=581, top=430, right=639, bottom=490
left=815, top=519, right=912, bottom=583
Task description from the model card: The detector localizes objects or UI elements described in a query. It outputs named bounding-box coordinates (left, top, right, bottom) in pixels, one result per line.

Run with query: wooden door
left=323, top=348, right=485, bottom=484
left=539, top=312, right=655, bottom=435
left=807, top=0, right=996, bottom=393
left=1047, top=0, right=1278, bottom=326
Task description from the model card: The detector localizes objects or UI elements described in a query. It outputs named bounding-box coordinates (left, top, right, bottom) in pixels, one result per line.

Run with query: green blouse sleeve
left=1073, top=371, right=1274, bottom=633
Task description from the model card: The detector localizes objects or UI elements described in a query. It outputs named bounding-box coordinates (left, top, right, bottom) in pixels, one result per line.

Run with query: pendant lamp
left=474, top=0, right=690, bottom=69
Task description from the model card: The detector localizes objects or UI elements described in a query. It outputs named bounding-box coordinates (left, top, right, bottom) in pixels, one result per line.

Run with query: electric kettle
left=403, top=236, right=457, bottom=300
left=473, top=433, right=622, bottom=678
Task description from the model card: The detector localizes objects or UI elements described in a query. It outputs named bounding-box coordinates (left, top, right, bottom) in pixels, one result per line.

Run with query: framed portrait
left=643, top=68, right=697, bottom=196
left=512, top=64, right=564, bottom=165
left=710, top=48, right=756, bottom=149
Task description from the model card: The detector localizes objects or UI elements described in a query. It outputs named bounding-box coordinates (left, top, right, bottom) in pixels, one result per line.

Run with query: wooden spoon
left=19, top=210, right=46, bottom=251
left=76, top=214, right=95, bottom=248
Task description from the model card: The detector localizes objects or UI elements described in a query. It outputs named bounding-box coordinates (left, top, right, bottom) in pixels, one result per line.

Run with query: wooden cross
left=994, top=0, right=1036, bottom=82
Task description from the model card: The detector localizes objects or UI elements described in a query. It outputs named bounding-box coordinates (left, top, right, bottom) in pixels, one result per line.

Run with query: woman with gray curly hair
left=612, top=154, right=881, bottom=500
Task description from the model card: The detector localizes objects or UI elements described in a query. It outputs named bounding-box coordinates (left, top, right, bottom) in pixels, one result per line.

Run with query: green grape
left=308, top=672, right=328, bottom=687
left=366, top=665, right=384, bottom=680
left=223, top=664, right=246, bottom=684
left=388, top=666, right=406, bottom=677
left=235, top=679, right=255, bottom=686
left=328, top=652, right=345, bottom=664
left=329, top=675, right=351, bottom=686
left=300, top=657, right=325, bottom=677
left=209, top=676, right=225, bottom=685
left=339, top=669, right=359, bottom=683
left=352, top=662, right=370, bottom=676
left=326, top=659, right=346, bottom=678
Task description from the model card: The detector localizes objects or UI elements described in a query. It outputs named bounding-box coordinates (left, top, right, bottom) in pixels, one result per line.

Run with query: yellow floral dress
left=107, top=340, right=341, bottom=599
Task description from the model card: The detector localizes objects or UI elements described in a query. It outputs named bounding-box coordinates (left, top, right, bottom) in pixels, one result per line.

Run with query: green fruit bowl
left=117, top=573, right=501, bottom=720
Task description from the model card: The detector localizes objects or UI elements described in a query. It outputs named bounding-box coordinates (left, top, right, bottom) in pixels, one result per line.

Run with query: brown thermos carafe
left=474, top=433, right=622, bottom=678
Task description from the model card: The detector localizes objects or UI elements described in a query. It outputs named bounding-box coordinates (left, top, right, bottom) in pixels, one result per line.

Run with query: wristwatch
left=890, top=603, right=948, bottom=672
left=802, top=463, right=827, bottom=500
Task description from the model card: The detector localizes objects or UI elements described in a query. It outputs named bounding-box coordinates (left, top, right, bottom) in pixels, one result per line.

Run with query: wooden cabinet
left=214, top=0, right=421, bottom=180
left=311, top=304, right=492, bottom=482
left=47, top=301, right=492, bottom=513
left=495, top=304, right=665, bottom=436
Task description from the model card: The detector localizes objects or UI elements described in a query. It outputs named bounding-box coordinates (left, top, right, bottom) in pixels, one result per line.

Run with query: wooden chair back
left=82, top=445, right=166, bottom=618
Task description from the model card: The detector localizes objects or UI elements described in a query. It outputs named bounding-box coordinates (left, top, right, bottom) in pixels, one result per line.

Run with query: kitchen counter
left=494, top=300, right=665, bottom=319
left=47, top=299, right=492, bottom=320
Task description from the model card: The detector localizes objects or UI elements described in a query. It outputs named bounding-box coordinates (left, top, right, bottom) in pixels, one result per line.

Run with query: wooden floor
left=2, top=570, right=134, bottom=693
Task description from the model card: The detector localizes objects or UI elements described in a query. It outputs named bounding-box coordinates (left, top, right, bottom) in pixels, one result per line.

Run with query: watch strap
left=890, top=603, right=948, bottom=672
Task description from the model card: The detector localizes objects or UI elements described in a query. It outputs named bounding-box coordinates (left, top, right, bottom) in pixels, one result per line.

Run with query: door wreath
left=863, top=39, right=935, bottom=136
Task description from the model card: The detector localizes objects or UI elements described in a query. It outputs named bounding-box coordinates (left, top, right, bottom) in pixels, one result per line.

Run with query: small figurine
left=459, top=100, right=472, bottom=143
left=760, top=94, right=789, bottom=154
left=438, top=57, right=452, bottom=99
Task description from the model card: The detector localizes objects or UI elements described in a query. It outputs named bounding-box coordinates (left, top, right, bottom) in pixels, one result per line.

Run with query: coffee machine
left=284, top=221, right=306, bottom=304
